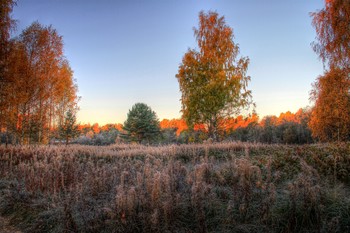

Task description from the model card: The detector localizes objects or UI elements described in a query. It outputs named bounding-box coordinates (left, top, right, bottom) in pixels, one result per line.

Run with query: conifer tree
left=59, top=109, right=79, bottom=145
left=122, top=103, right=160, bottom=143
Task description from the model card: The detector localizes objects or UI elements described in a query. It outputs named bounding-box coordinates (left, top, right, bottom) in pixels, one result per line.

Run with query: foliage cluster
left=0, top=1, right=79, bottom=145
left=0, top=108, right=312, bottom=145
left=160, top=109, right=312, bottom=144
left=0, top=142, right=349, bottom=232
left=58, top=109, right=80, bottom=145
left=73, top=123, right=122, bottom=146
left=309, top=0, right=350, bottom=142
left=309, top=68, right=350, bottom=141
left=122, top=103, right=161, bottom=144
left=176, top=11, right=253, bottom=141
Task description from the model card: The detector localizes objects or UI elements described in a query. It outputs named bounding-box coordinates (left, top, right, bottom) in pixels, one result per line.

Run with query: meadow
left=0, top=142, right=349, bottom=233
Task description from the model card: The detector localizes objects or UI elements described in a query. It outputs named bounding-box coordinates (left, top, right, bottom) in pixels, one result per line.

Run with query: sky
left=12, top=0, right=325, bottom=125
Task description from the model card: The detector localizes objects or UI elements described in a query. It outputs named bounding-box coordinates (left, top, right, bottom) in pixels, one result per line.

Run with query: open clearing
left=0, top=142, right=349, bottom=232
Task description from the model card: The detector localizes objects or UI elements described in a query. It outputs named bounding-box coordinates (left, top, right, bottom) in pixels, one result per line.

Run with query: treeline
left=62, top=108, right=312, bottom=145
left=72, top=123, right=123, bottom=145
left=226, top=109, right=312, bottom=144
left=0, top=2, right=78, bottom=144
left=160, top=108, right=313, bottom=144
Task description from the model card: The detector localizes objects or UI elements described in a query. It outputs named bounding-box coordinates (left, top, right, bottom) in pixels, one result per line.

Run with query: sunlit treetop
left=311, top=0, right=350, bottom=69
left=176, top=11, right=253, bottom=140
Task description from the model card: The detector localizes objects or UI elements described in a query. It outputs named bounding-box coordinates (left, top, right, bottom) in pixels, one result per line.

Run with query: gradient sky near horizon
left=12, top=0, right=325, bottom=125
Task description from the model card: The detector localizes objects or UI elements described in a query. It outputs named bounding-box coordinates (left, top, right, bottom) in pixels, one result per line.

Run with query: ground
left=0, top=216, right=21, bottom=233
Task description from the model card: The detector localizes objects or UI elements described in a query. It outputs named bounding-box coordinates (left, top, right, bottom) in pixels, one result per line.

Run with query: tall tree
left=20, top=22, right=64, bottom=143
left=311, top=0, right=350, bottom=69
left=122, top=103, right=160, bottom=143
left=309, top=68, right=350, bottom=141
left=176, top=11, right=253, bottom=141
left=2, top=21, right=78, bottom=144
left=0, top=0, right=16, bottom=81
left=0, top=0, right=16, bottom=134
left=4, top=39, right=31, bottom=142
left=310, top=0, right=350, bottom=141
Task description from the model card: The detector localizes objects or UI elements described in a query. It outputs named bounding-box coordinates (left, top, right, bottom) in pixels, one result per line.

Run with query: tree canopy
left=311, top=0, right=350, bottom=69
left=0, top=0, right=16, bottom=138
left=309, top=68, right=350, bottom=141
left=176, top=11, right=253, bottom=141
left=0, top=0, right=16, bottom=82
left=122, top=103, right=161, bottom=144
left=0, top=20, right=78, bottom=144
left=310, top=0, right=350, bottom=142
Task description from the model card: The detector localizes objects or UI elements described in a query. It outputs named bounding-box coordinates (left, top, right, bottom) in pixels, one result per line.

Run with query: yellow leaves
left=309, top=68, right=350, bottom=141
left=1, top=22, right=78, bottom=144
left=312, top=0, right=350, bottom=68
left=160, top=118, right=188, bottom=136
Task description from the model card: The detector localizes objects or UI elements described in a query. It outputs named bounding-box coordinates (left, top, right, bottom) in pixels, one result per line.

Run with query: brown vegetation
left=0, top=142, right=349, bottom=232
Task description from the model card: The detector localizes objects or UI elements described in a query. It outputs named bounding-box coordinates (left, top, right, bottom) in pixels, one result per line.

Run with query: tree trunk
left=208, top=116, right=219, bottom=142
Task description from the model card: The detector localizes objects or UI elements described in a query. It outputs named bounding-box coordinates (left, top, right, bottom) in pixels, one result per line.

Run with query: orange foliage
left=160, top=119, right=188, bottom=136
left=92, top=123, right=100, bottom=134
left=77, top=124, right=91, bottom=134
left=277, top=111, right=298, bottom=124
left=259, top=109, right=308, bottom=127
left=309, top=68, right=350, bottom=141
left=100, top=125, right=109, bottom=132
left=223, top=114, right=259, bottom=131
left=312, top=0, right=350, bottom=68
left=114, top=123, right=123, bottom=131
left=79, top=109, right=308, bottom=139
left=193, top=123, right=206, bottom=131
left=157, top=111, right=306, bottom=136
left=100, top=123, right=123, bottom=132
left=77, top=123, right=123, bottom=135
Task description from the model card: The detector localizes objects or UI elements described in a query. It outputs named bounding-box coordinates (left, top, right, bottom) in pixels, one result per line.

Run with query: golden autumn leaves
left=309, top=0, right=350, bottom=141
left=0, top=1, right=78, bottom=145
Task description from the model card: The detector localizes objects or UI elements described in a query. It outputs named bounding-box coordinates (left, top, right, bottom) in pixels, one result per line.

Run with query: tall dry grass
left=0, top=142, right=349, bottom=232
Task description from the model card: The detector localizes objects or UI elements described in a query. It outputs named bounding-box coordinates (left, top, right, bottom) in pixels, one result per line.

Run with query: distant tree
left=281, top=123, right=298, bottom=144
left=176, top=11, right=253, bottom=141
left=309, top=68, right=350, bottom=141
left=160, top=118, right=188, bottom=136
left=160, top=128, right=177, bottom=144
left=92, top=123, right=100, bottom=134
left=59, top=109, right=79, bottom=145
left=311, top=0, right=350, bottom=69
left=294, top=108, right=313, bottom=144
left=260, top=116, right=279, bottom=144
left=122, top=103, right=161, bottom=143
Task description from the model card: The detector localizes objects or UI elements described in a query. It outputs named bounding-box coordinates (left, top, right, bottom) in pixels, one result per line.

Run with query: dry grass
left=0, top=142, right=349, bottom=232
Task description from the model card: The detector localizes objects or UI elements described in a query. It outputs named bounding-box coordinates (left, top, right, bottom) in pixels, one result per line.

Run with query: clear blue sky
left=12, top=0, right=324, bottom=125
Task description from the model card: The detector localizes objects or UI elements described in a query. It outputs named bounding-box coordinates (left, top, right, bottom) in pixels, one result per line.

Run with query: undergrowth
left=0, top=142, right=349, bottom=232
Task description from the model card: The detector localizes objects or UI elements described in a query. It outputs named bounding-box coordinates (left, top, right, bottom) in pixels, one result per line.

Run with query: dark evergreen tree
left=122, top=103, right=160, bottom=143
left=59, top=109, right=79, bottom=145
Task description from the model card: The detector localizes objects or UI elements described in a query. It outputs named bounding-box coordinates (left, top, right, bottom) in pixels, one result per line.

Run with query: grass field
left=0, top=142, right=349, bottom=232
